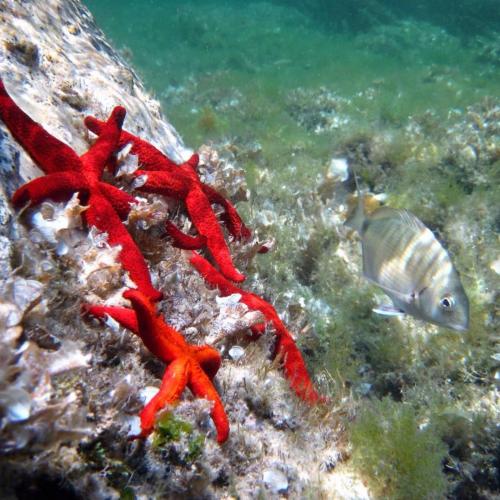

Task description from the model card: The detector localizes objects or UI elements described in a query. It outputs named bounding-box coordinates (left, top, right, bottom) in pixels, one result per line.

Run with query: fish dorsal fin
left=395, top=209, right=426, bottom=232
left=344, top=168, right=366, bottom=234
left=369, top=207, right=426, bottom=232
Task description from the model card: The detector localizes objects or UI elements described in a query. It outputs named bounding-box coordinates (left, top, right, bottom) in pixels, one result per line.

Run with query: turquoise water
left=84, top=1, right=499, bottom=497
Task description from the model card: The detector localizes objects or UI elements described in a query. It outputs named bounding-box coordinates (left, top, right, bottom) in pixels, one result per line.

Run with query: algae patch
left=351, top=398, right=447, bottom=499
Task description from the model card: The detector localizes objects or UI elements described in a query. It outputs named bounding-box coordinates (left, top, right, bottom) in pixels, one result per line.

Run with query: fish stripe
left=362, top=209, right=449, bottom=296
left=354, top=202, right=469, bottom=330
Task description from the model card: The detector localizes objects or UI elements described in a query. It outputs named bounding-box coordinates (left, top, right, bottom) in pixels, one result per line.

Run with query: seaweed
left=350, top=398, right=447, bottom=499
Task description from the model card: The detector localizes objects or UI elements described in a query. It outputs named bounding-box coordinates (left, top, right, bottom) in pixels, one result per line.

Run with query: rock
left=263, top=467, right=289, bottom=494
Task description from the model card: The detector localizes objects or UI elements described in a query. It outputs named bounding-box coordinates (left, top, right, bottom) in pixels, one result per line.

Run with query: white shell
left=329, top=157, right=349, bottom=181
left=228, top=345, right=245, bottom=361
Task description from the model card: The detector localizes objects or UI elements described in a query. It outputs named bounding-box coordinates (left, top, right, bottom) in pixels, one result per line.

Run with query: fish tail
left=344, top=168, right=365, bottom=233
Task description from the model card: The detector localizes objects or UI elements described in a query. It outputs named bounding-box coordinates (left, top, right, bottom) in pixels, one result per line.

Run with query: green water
left=84, top=1, right=499, bottom=497
left=84, top=1, right=499, bottom=177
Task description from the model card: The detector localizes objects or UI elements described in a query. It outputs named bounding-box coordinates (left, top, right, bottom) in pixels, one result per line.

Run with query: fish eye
left=439, top=296, right=455, bottom=310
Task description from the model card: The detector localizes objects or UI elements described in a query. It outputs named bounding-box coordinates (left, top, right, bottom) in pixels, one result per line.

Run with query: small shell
left=228, top=345, right=245, bottom=361
left=329, top=157, right=349, bottom=181
left=132, top=174, right=148, bottom=189
left=262, top=468, right=288, bottom=494
left=0, top=387, right=32, bottom=423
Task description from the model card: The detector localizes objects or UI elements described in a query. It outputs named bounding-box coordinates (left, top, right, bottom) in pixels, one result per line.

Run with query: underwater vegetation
left=351, top=397, right=448, bottom=499
left=0, top=0, right=498, bottom=497
left=81, top=2, right=500, bottom=496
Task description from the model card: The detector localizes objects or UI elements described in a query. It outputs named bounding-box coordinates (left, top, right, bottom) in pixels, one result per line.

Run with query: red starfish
left=85, top=289, right=229, bottom=443
left=84, top=116, right=251, bottom=283
left=190, top=252, right=323, bottom=404
left=0, top=79, right=161, bottom=301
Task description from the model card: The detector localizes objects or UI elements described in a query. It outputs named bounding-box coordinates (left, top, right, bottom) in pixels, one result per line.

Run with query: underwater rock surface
left=0, top=1, right=365, bottom=498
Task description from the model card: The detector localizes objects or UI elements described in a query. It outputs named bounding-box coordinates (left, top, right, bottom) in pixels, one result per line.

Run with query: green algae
left=119, top=486, right=137, bottom=500
left=153, top=412, right=206, bottom=462
left=154, top=413, right=194, bottom=444
left=79, top=439, right=133, bottom=491
left=351, top=398, right=447, bottom=499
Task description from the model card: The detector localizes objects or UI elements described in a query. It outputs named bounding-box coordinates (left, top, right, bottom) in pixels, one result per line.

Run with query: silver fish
left=346, top=191, right=469, bottom=332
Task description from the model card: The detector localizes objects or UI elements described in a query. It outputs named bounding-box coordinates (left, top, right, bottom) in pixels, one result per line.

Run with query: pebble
left=229, top=345, right=245, bottom=361
left=329, top=157, right=349, bottom=181
left=263, top=468, right=288, bottom=494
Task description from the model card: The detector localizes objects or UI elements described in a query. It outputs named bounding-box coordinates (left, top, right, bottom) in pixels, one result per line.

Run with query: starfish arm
left=0, top=79, right=82, bottom=174
left=82, top=303, right=139, bottom=334
left=85, top=116, right=179, bottom=172
left=191, top=345, right=222, bottom=380
left=123, top=289, right=187, bottom=361
left=188, top=363, right=229, bottom=443
left=139, top=358, right=190, bottom=437
left=85, top=195, right=162, bottom=301
left=98, top=182, right=136, bottom=220
left=134, top=169, right=189, bottom=198
left=81, top=107, right=126, bottom=180
left=11, top=171, right=85, bottom=207
left=249, top=323, right=267, bottom=340
left=182, top=153, right=200, bottom=171
left=186, top=188, right=245, bottom=283
left=165, top=221, right=207, bottom=250
left=190, top=253, right=322, bottom=404
left=202, top=184, right=251, bottom=240
left=189, top=251, right=241, bottom=296
left=272, top=320, right=322, bottom=404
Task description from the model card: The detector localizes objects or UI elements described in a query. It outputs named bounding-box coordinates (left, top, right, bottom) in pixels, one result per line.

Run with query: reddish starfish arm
left=85, top=193, right=162, bottom=301
left=85, top=115, right=180, bottom=171
left=97, top=182, right=136, bottom=220
left=81, top=107, right=126, bottom=179
left=134, top=170, right=245, bottom=282
left=0, top=79, right=82, bottom=174
left=165, top=220, right=207, bottom=250
left=188, top=363, right=229, bottom=443
left=122, top=289, right=186, bottom=359
left=202, top=184, right=251, bottom=240
left=134, top=169, right=189, bottom=198
left=83, top=303, right=139, bottom=333
left=190, top=252, right=322, bottom=404
left=85, top=289, right=229, bottom=442
left=140, top=358, right=189, bottom=437
left=185, top=187, right=245, bottom=282
left=191, top=345, right=222, bottom=380
left=11, top=171, right=85, bottom=207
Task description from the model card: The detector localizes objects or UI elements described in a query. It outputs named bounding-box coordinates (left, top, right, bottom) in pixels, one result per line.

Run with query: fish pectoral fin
left=364, top=275, right=414, bottom=304
left=372, top=304, right=405, bottom=317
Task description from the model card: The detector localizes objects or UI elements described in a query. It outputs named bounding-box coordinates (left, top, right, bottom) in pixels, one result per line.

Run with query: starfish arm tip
left=111, top=106, right=126, bottom=125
